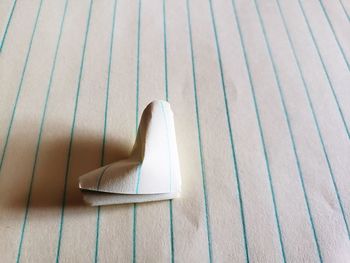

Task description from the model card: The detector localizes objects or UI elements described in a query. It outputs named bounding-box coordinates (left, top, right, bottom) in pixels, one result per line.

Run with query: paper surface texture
left=0, top=0, right=349, bottom=262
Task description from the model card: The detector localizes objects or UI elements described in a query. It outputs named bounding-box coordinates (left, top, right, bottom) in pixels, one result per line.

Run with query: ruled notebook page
left=0, top=0, right=349, bottom=262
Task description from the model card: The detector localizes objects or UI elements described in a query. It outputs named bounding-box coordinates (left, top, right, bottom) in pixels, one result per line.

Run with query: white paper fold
left=79, top=100, right=181, bottom=205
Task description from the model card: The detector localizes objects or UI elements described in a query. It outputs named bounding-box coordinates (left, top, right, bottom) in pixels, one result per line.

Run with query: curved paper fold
left=79, top=100, right=181, bottom=205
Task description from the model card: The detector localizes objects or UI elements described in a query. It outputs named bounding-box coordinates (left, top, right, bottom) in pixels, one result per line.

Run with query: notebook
left=0, top=0, right=349, bottom=262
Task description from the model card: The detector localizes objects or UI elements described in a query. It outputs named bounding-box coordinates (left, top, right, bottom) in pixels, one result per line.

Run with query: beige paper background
left=0, top=0, right=349, bottom=262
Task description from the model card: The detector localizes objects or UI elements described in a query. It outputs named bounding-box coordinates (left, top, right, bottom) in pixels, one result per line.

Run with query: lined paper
left=0, top=0, right=349, bottom=262
left=0, top=0, right=17, bottom=50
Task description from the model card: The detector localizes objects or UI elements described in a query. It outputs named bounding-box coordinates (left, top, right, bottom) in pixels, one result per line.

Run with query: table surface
left=0, top=0, right=349, bottom=262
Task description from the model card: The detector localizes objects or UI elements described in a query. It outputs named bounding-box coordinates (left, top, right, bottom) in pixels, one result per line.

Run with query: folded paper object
left=79, top=100, right=181, bottom=206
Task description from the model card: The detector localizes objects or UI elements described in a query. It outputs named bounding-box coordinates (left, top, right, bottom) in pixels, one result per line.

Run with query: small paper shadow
left=4, top=128, right=131, bottom=210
